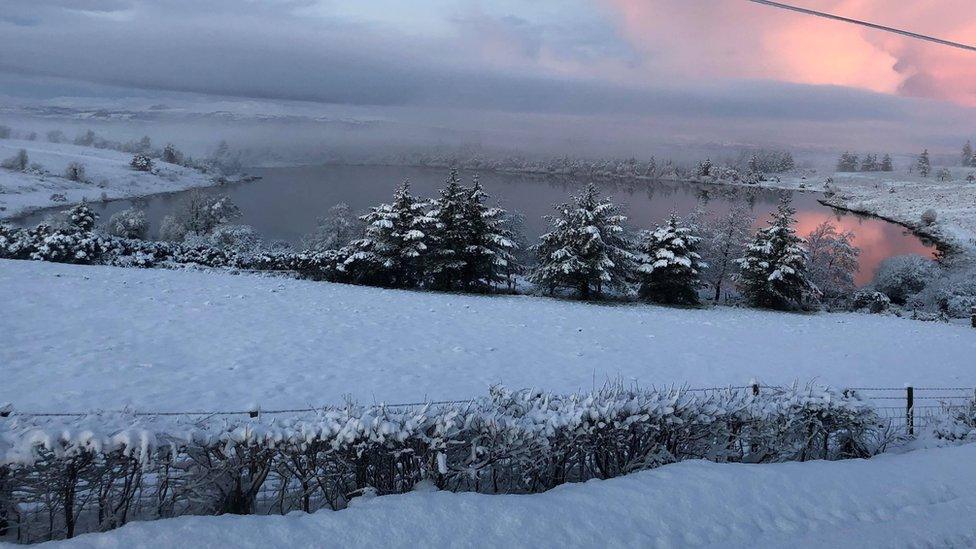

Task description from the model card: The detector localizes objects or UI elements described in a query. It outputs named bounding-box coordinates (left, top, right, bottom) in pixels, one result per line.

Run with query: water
left=15, top=164, right=933, bottom=285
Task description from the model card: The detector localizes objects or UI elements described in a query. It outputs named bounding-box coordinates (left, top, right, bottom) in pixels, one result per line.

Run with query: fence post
left=971, top=305, right=975, bottom=328
left=906, top=386, right=914, bottom=436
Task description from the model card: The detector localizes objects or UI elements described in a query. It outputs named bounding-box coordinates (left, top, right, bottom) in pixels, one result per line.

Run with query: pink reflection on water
left=789, top=211, right=935, bottom=286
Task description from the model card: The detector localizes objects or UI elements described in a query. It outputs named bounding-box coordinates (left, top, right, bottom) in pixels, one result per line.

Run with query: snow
left=1, top=258, right=973, bottom=413
left=32, top=443, right=976, bottom=548
left=0, top=139, right=214, bottom=219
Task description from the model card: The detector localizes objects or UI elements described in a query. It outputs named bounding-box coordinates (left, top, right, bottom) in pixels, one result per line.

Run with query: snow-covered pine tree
left=916, top=149, right=931, bottom=177
left=347, top=181, right=435, bottom=288
left=635, top=213, right=706, bottom=305
left=457, top=176, right=518, bottom=291
left=130, top=154, right=154, bottom=172
left=65, top=203, right=98, bottom=232
left=963, top=141, right=973, bottom=167
left=700, top=205, right=754, bottom=302
left=836, top=152, right=858, bottom=172
left=426, top=169, right=471, bottom=290
left=530, top=183, right=636, bottom=299
left=880, top=153, right=894, bottom=172
left=736, top=198, right=815, bottom=310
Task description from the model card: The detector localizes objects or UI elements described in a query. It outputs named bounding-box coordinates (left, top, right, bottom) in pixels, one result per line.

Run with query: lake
left=15, top=164, right=933, bottom=285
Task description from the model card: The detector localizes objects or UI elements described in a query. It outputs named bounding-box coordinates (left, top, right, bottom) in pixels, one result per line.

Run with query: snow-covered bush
left=106, top=207, right=149, bottom=240
left=920, top=208, right=938, bottom=226
left=64, top=162, right=86, bottom=182
left=871, top=254, right=938, bottom=305
left=159, top=191, right=242, bottom=241
left=302, top=202, right=362, bottom=252
left=1, top=149, right=29, bottom=171
left=130, top=153, right=154, bottom=172
left=850, top=290, right=891, bottom=314
left=0, top=383, right=888, bottom=541
left=208, top=224, right=262, bottom=256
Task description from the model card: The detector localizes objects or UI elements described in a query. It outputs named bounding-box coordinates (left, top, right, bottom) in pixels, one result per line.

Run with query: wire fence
left=5, top=383, right=973, bottom=436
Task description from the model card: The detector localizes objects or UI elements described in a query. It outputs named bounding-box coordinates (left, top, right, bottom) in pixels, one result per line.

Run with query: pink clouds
left=603, top=0, right=976, bottom=105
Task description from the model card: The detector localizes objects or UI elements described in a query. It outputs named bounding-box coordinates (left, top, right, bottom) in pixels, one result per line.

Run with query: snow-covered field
left=33, top=443, right=976, bottom=548
left=2, top=259, right=973, bottom=413
left=0, top=139, right=213, bottom=219
left=823, top=175, right=976, bottom=257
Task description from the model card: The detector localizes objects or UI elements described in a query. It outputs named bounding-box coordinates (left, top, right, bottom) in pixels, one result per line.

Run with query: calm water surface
left=16, top=165, right=933, bottom=285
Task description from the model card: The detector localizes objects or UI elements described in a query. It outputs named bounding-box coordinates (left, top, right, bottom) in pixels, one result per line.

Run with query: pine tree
left=859, top=153, right=879, bottom=172
left=65, top=203, right=98, bottom=232
left=530, top=183, right=636, bottom=299
left=348, top=181, right=435, bottom=288
left=915, top=149, right=931, bottom=177
left=963, top=141, right=973, bottom=167
left=458, top=176, right=518, bottom=291
left=636, top=213, right=706, bottom=305
left=880, top=154, right=894, bottom=172
left=736, top=198, right=814, bottom=310
left=426, top=170, right=472, bottom=290
left=836, top=152, right=858, bottom=172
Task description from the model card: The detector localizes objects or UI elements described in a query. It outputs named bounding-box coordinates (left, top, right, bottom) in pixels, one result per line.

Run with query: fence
left=4, top=383, right=972, bottom=434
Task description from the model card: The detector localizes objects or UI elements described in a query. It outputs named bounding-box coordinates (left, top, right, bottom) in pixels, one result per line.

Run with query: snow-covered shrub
left=160, top=191, right=242, bottom=242
left=29, top=229, right=109, bottom=264
left=871, top=254, right=938, bottom=305
left=208, top=224, right=261, bottom=256
left=49, top=193, right=68, bottom=203
left=1, top=149, right=29, bottom=171
left=0, top=383, right=889, bottom=541
left=64, top=162, right=86, bottom=182
left=302, top=202, right=362, bottom=252
left=106, top=207, right=149, bottom=240
left=850, top=290, right=891, bottom=314
left=0, top=125, right=10, bottom=139
left=931, top=402, right=976, bottom=441
left=130, top=153, right=154, bottom=172
left=920, top=208, right=938, bottom=226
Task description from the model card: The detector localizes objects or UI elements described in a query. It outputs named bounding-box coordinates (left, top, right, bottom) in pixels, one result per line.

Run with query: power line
left=745, top=0, right=976, bottom=53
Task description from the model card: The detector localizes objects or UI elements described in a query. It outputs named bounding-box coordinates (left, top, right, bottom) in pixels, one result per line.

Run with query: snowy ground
left=822, top=174, right=976, bottom=257
left=1, top=259, right=974, bottom=413
left=0, top=139, right=213, bottom=219
left=32, top=443, right=976, bottom=548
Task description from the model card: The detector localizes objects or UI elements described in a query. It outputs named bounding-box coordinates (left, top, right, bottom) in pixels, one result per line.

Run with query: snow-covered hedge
left=0, top=384, right=888, bottom=542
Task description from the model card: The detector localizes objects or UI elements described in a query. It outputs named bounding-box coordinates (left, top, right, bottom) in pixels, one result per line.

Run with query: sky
left=1, top=0, right=975, bottom=156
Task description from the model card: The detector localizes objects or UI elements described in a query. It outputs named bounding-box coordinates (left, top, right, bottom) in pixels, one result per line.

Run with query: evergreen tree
left=915, top=149, right=931, bottom=177
left=426, top=171, right=517, bottom=291
left=736, top=198, right=814, bottom=310
left=859, top=153, right=879, bottom=172
left=635, top=213, right=706, bottom=305
left=426, top=170, right=472, bottom=289
left=65, top=203, right=98, bottom=232
left=836, top=152, right=858, bottom=172
left=880, top=154, right=894, bottom=172
left=530, top=183, right=636, bottom=299
left=457, top=176, right=518, bottom=291
left=963, top=141, right=973, bottom=167
left=348, top=182, right=435, bottom=287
